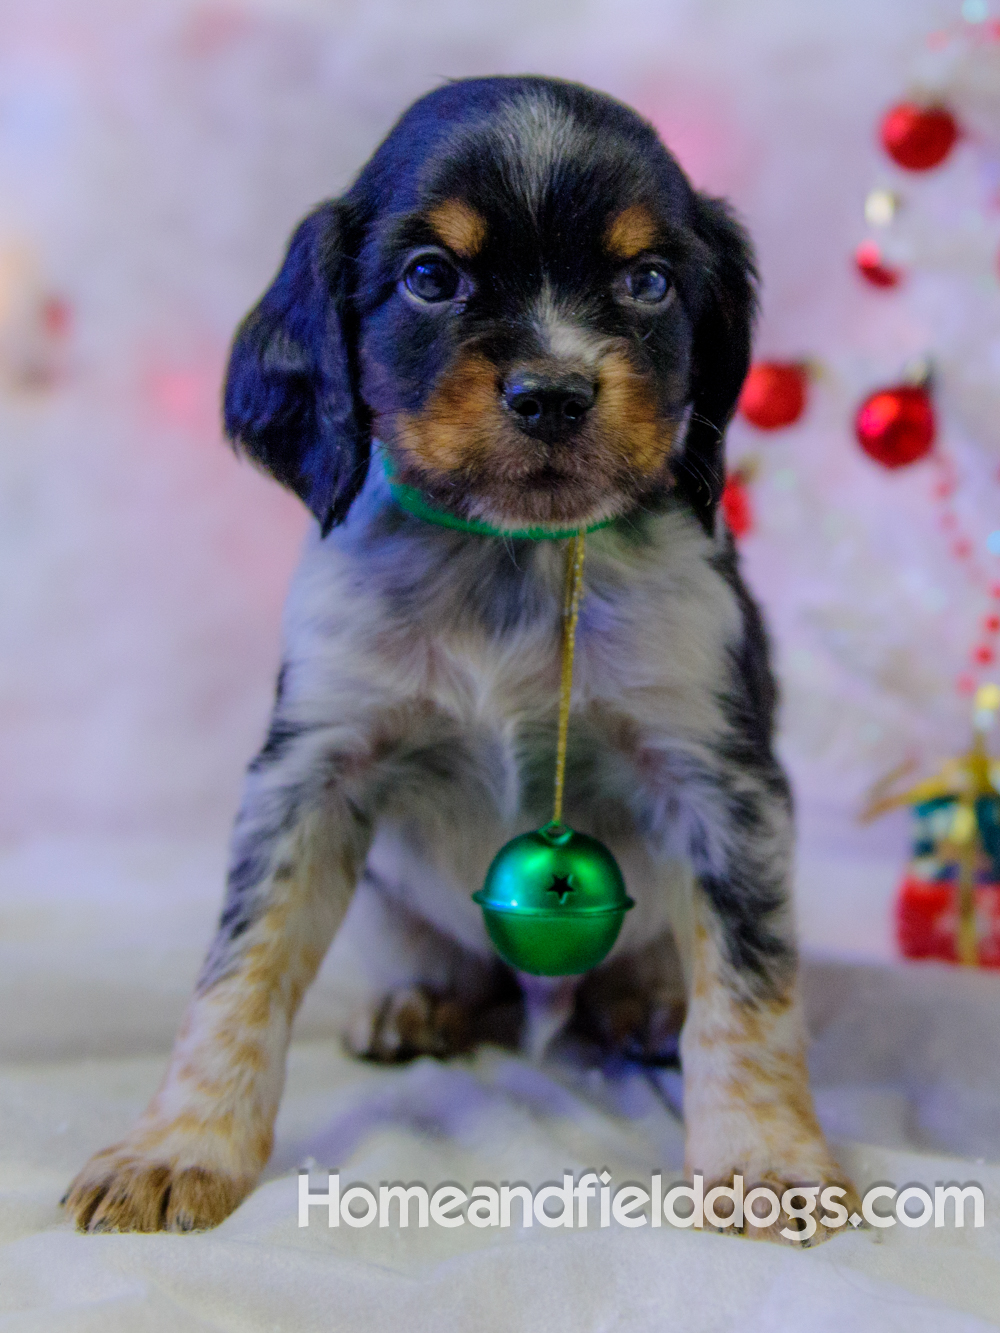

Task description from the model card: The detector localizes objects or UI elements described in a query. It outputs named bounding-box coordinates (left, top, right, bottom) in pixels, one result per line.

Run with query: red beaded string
left=928, top=451, right=1000, bottom=698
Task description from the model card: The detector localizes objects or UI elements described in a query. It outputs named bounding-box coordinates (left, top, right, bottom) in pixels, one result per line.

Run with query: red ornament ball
left=855, top=240, right=902, bottom=288
left=738, top=362, right=807, bottom=430
left=855, top=384, right=935, bottom=468
left=880, top=102, right=958, bottom=171
left=721, top=474, right=753, bottom=538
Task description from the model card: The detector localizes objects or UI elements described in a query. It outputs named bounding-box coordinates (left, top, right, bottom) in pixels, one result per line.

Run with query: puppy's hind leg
left=63, top=733, right=372, bottom=1233
left=573, top=931, right=687, bottom=1066
left=344, top=879, right=522, bottom=1062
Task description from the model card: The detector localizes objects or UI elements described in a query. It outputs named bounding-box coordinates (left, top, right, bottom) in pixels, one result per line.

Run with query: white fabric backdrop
left=5, top=0, right=986, bottom=947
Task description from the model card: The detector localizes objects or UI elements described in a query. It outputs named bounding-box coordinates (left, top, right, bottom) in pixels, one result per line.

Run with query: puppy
left=65, top=76, right=853, bottom=1240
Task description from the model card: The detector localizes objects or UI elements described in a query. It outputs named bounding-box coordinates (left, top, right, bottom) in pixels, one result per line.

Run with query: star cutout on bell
left=473, top=822, right=634, bottom=976
left=547, top=873, right=575, bottom=905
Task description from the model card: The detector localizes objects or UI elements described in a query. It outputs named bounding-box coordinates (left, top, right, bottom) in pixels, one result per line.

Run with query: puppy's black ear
left=675, top=193, right=757, bottom=532
left=224, top=201, right=369, bottom=534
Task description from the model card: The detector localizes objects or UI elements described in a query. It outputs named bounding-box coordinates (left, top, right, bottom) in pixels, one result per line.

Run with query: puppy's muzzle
left=502, top=370, right=596, bottom=446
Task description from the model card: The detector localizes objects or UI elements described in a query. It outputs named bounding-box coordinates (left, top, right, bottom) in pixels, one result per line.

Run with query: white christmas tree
left=731, top=11, right=1000, bottom=802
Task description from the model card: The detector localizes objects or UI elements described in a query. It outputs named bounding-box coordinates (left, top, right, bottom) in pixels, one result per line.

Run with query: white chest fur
left=273, top=481, right=742, bottom=961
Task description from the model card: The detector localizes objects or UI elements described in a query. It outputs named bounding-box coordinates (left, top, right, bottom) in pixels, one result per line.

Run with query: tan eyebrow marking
left=426, top=199, right=487, bottom=259
left=605, top=204, right=659, bottom=259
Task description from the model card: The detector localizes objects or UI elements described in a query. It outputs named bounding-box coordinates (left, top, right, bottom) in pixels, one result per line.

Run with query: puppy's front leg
left=675, top=767, right=857, bottom=1244
left=64, top=746, right=370, bottom=1233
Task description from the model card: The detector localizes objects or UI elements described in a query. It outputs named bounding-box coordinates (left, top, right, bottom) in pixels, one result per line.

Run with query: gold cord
left=552, top=532, right=586, bottom=826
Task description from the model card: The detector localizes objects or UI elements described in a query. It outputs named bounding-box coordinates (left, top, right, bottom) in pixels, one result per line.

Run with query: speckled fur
left=65, top=76, right=849, bottom=1239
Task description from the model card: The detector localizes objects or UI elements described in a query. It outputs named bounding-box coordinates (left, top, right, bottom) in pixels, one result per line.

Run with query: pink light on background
left=632, top=80, right=761, bottom=197
left=139, top=342, right=307, bottom=578
left=180, top=5, right=253, bottom=59
left=144, top=354, right=225, bottom=437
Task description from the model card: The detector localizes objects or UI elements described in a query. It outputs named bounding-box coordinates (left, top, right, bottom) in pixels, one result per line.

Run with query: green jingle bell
left=473, top=821, right=634, bottom=976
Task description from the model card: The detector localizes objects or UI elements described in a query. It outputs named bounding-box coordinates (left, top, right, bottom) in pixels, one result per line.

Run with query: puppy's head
left=225, top=77, right=756, bottom=535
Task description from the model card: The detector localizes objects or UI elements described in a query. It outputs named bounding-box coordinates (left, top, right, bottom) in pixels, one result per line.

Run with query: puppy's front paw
left=687, top=1117, right=859, bottom=1247
left=63, top=1133, right=257, bottom=1233
left=701, top=1168, right=862, bottom=1247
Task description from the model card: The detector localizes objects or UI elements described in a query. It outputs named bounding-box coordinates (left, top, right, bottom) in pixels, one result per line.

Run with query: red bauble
left=721, top=475, right=753, bottom=538
left=737, top=362, right=807, bottom=430
left=855, top=384, right=935, bottom=468
left=854, top=240, right=902, bottom=288
left=880, top=102, right=958, bottom=171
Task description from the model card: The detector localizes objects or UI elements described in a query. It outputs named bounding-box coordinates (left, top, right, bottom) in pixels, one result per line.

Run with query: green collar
left=382, top=454, right=614, bottom=541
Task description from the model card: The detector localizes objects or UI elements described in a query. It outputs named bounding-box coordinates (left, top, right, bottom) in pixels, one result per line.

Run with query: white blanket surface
left=2, top=838, right=999, bottom=1331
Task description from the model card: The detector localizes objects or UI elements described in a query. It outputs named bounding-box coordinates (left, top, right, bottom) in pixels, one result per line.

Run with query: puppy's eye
left=403, top=252, right=462, bottom=303
left=623, top=263, right=671, bottom=305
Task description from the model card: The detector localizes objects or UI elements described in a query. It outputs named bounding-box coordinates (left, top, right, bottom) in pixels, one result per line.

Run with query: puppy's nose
left=502, top=371, right=596, bottom=443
